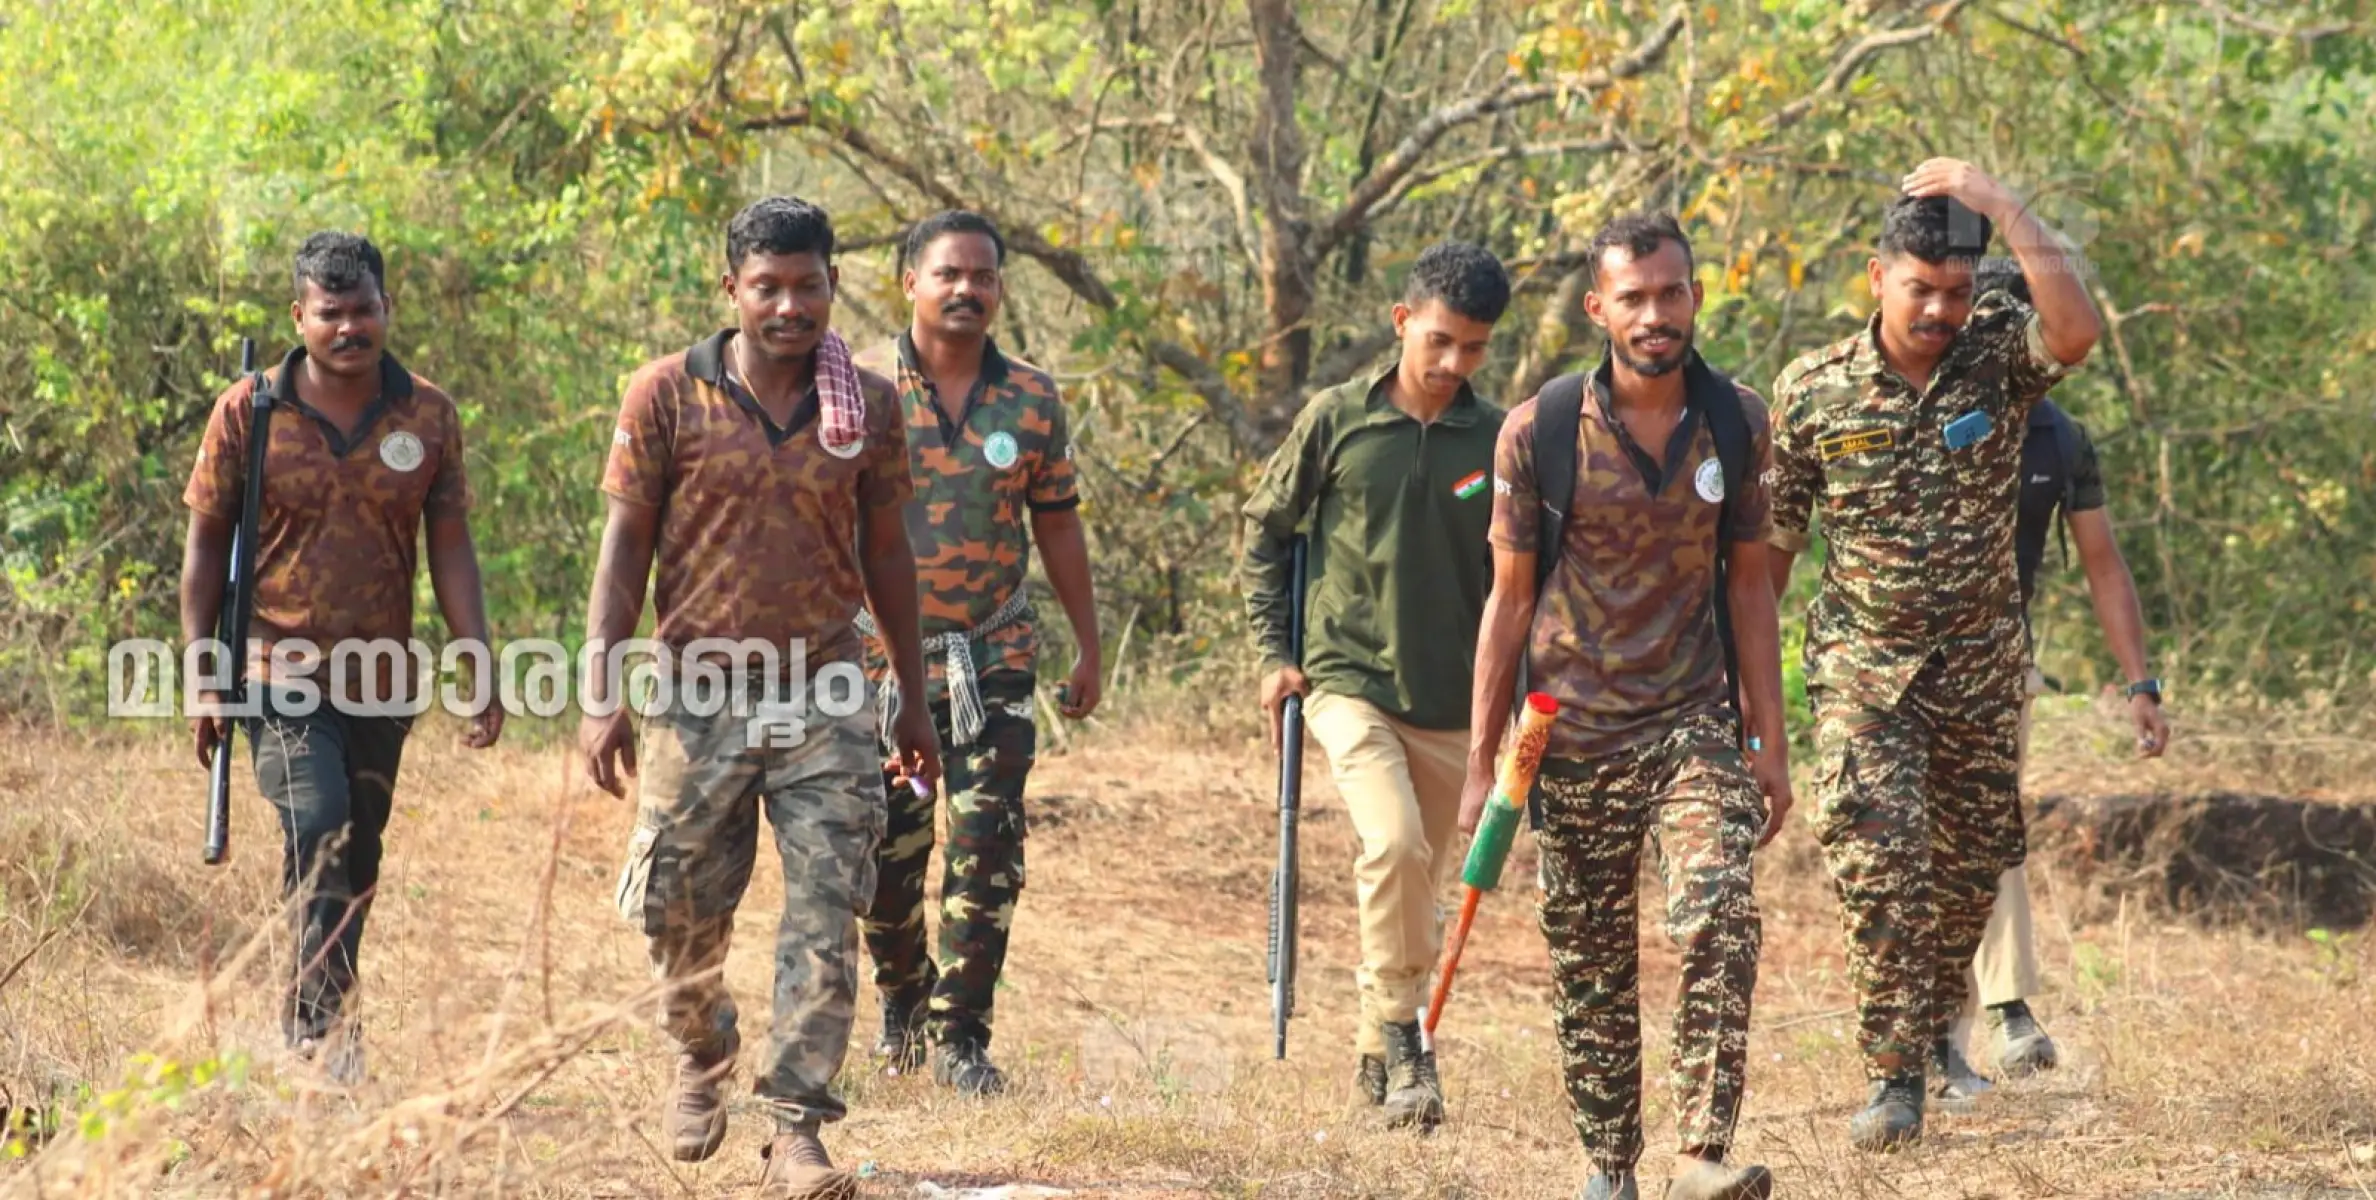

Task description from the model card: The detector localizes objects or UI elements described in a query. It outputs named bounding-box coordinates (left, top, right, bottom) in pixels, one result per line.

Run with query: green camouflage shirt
left=1768, top=295, right=2076, bottom=709
left=854, top=333, right=1078, bottom=697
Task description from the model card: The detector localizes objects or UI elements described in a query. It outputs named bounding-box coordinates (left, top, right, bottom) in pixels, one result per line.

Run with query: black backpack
left=2014, top=398, right=2084, bottom=611
left=1519, top=351, right=1754, bottom=827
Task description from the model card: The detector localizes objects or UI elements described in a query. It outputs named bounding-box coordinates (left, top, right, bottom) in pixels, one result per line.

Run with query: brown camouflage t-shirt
left=1489, top=361, right=1774, bottom=761
left=182, top=348, right=471, bottom=704
left=851, top=334, right=1077, bottom=694
left=601, top=330, right=912, bottom=672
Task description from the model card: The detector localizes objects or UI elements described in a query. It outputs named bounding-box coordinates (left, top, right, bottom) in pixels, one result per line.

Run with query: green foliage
left=2, top=0, right=2371, bottom=727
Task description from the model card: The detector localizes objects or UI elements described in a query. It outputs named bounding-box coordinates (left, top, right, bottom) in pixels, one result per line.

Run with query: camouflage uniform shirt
left=852, top=333, right=1078, bottom=701
left=602, top=330, right=912, bottom=669
left=1768, top=296, right=2076, bottom=709
left=183, top=347, right=472, bottom=703
left=1489, top=358, right=1774, bottom=760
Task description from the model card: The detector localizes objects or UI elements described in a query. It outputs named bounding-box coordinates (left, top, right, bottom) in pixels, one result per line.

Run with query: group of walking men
left=175, top=152, right=2169, bottom=1200
left=182, top=201, right=1099, bottom=1199
left=1239, top=156, right=2167, bottom=1200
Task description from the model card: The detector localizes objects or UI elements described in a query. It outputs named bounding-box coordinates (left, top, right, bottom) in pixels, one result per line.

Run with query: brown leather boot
left=757, top=1123, right=857, bottom=1200
left=667, top=1032, right=738, bottom=1163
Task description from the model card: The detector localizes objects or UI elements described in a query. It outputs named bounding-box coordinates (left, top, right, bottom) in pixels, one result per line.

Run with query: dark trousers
left=241, top=686, right=411, bottom=1045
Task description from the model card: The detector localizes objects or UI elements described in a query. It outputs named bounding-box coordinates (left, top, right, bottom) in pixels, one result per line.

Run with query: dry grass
left=2, top=691, right=2374, bottom=1199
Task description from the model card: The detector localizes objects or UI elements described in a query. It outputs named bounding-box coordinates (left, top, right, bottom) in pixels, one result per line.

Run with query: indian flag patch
left=1453, top=469, right=1488, bottom=500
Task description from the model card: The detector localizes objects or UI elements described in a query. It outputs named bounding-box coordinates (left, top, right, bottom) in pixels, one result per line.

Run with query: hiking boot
left=1989, top=1000, right=2059, bottom=1076
left=667, top=1030, right=739, bottom=1163
left=757, top=1123, right=857, bottom=1200
left=1379, top=1020, right=1444, bottom=1130
left=872, top=995, right=926, bottom=1075
left=932, top=1039, right=1008, bottom=1097
left=1665, top=1160, right=1772, bottom=1200
left=1847, top=1075, right=1924, bottom=1152
left=1579, top=1169, right=1638, bottom=1200
left=294, top=1026, right=366, bottom=1087
left=1356, top=1052, right=1387, bottom=1105
left=1929, top=1036, right=1994, bottom=1113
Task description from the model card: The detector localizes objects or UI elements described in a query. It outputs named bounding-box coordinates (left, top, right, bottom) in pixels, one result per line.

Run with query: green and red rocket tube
left=1424, top=690, right=1558, bottom=1038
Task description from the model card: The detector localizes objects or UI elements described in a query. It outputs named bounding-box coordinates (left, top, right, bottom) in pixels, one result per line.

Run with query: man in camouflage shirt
left=1765, top=161, right=2103, bottom=1151
left=580, top=196, right=941, bottom=1200
left=1240, top=241, right=1513, bottom=1132
left=853, top=210, right=1101, bottom=1096
left=180, top=231, right=503, bottom=1085
left=1467, top=213, right=1790, bottom=1200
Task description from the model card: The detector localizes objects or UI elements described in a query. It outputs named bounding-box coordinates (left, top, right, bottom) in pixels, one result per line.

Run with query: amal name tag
left=1817, top=428, right=1895, bottom=462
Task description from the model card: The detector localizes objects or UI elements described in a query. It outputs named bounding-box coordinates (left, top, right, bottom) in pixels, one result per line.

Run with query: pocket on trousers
left=614, top=818, right=660, bottom=930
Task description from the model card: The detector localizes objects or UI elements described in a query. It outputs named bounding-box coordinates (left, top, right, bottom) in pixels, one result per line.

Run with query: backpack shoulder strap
left=1531, top=371, right=1588, bottom=591
left=1688, top=358, right=1750, bottom=716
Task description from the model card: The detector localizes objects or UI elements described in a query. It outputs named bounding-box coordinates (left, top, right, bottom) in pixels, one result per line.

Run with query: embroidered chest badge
left=983, top=431, right=1020, bottom=470
left=1816, top=428, right=1895, bottom=462
left=378, top=431, right=425, bottom=472
left=1693, top=458, right=1725, bottom=503
left=1452, top=469, right=1488, bottom=500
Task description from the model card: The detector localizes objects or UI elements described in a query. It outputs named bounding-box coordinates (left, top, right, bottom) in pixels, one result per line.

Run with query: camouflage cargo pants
left=1535, top=709, right=1765, bottom=1173
left=860, top=665, right=1035, bottom=1051
left=612, top=681, right=885, bottom=1130
left=1810, top=641, right=2026, bottom=1081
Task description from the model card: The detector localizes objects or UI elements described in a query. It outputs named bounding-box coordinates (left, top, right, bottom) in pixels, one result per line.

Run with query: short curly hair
left=1880, top=194, right=1992, bottom=264
left=727, top=196, right=836, bottom=272
left=1403, top=241, right=1512, bottom=324
left=293, top=231, right=386, bottom=299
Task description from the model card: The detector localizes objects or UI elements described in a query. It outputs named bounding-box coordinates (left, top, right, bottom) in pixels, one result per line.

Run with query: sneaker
left=667, top=1030, right=739, bottom=1163
left=1929, top=1036, right=1994, bottom=1112
left=1579, top=1170, right=1638, bottom=1200
left=1356, top=1053, right=1386, bottom=1106
left=1666, top=1160, right=1773, bottom=1200
left=1379, top=1021, right=1443, bottom=1131
left=1989, top=1000, right=2059, bottom=1075
left=932, top=1039, right=1008, bottom=1097
left=1847, top=1075, right=1923, bottom=1152
left=757, top=1123, right=857, bottom=1200
left=872, top=995, right=926, bottom=1075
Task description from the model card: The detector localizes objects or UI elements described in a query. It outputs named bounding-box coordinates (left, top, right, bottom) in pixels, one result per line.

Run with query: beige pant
left=1303, top=690, right=1470, bottom=1057
left=1960, top=666, right=2048, bottom=1020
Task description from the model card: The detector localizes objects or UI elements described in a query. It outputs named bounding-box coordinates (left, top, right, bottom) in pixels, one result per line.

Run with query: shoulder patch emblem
left=1816, top=428, right=1895, bottom=462
left=983, top=430, right=1020, bottom=469
left=379, top=431, right=425, bottom=472
left=1453, top=469, right=1488, bottom=500
left=1693, top=458, right=1725, bottom=503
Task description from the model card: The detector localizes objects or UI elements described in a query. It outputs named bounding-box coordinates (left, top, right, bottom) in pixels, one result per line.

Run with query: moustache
left=943, top=299, right=986, bottom=315
left=763, top=319, right=818, bottom=337
left=1913, top=321, right=1958, bottom=338
left=1631, top=326, right=1686, bottom=346
left=331, top=335, right=372, bottom=352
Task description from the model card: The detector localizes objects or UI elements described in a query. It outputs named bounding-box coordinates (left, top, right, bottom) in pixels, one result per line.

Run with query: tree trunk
left=1246, top=0, right=1313, bottom=434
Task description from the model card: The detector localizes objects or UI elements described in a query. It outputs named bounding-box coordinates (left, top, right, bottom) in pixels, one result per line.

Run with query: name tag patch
left=1817, top=428, right=1895, bottom=462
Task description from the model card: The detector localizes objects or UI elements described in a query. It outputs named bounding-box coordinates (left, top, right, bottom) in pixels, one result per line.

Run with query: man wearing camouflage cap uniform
left=1764, top=160, right=2102, bottom=1151
left=855, top=210, right=1102, bottom=1097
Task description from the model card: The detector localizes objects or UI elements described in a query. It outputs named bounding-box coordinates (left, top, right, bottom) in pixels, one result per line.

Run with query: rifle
left=1266, top=535, right=1308, bottom=1060
left=204, top=337, right=275, bottom=866
left=1424, top=690, right=1558, bottom=1038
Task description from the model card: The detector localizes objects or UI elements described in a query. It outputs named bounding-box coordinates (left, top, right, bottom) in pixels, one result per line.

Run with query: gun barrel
left=204, top=337, right=263, bottom=866
left=1268, top=536, right=1309, bottom=1059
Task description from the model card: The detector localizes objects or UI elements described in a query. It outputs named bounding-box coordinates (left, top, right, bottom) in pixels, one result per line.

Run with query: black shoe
left=1579, top=1170, right=1638, bottom=1200
left=1848, top=1074, right=1924, bottom=1152
left=1357, top=1053, right=1386, bottom=1106
left=1929, top=1035, right=1994, bottom=1112
left=871, top=996, right=925, bottom=1074
left=1989, top=1000, right=2059, bottom=1075
left=1379, top=1021, right=1443, bottom=1130
left=932, top=1039, right=1008, bottom=1097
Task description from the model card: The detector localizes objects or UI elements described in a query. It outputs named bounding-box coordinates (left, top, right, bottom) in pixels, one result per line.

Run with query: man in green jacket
left=1238, top=240, right=1512, bottom=1131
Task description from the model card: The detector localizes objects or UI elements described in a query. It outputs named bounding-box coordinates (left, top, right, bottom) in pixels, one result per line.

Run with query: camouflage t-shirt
left=851, top=333, right=1077, bottom=695
left=182, top=348, right=471, bottom=705
left=1768, top=295, right=2076, bottom=709
left=1489, top=359, right=1774, bottom=760
left=601, top=330, right=912, bottom=672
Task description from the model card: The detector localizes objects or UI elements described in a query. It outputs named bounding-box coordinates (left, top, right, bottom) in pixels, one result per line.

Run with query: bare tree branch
left=2189, top=0, right=2357, bottom=42
left=1769, top=0, right=1977, bottom=130
left=1367, top=138, right=1636, bottom=225
left=1311, top=7, right=1688, bottom=258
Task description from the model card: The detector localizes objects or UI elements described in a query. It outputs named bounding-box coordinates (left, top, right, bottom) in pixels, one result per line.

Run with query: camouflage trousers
left=612, top=682, right=885, bottom=1130
left=860, top=665, right=1035, bottom=1051
left=1535, top=709, right=1765, bottom=1173
left=1810, top=643, right=2026, bottom=1081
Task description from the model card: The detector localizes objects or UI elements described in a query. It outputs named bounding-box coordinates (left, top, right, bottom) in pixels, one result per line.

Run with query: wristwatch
left=2123, top=678, right=2162, bottom=703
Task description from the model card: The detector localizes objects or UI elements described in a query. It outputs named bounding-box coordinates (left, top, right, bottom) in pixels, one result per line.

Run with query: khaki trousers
left=1960, top=665, right=2048, bottom=1021
left=1303, top=690, right=1470, bottom=1057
